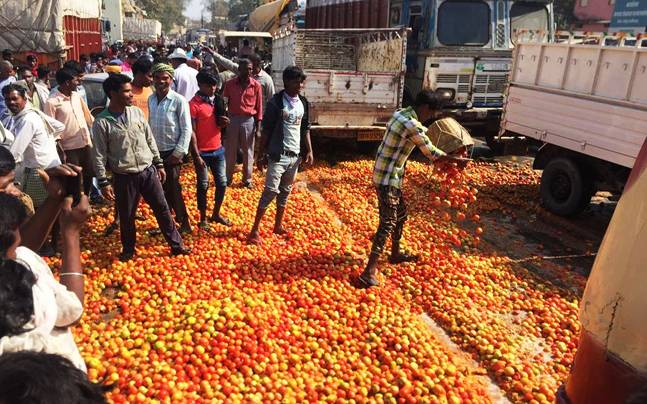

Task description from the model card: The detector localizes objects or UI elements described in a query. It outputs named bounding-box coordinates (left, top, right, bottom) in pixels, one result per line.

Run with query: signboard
left=610, top=0, right=647, bottom=33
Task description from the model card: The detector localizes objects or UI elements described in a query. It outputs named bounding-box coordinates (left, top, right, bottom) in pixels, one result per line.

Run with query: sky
left=184, top=0, right=207, bottom=21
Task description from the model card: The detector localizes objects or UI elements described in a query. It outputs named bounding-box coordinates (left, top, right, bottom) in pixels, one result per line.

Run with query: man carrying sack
left=358, top=90, right=470, bottom=288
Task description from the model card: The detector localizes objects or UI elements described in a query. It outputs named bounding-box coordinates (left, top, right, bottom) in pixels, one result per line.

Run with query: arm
left=9, top=120, right=36, bottom=166
left=254, top=84, right=263, bottom=136
left=172, top=98, right=193, bottom=158
left=143, top=116, right=166, bottom=183
left=208, top=50, right=239, bottom=72
left=43, top=98, right=56, bottom=118
left=302, top=99, right=313, bottom=164
left=91, top=119, right=109, bottom=187
left=406, top=121, right=446, bottom=161
left=81, top=98, right=94, bottom=128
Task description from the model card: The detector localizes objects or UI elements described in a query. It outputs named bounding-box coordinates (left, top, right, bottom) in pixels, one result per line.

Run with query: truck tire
left=540, top=158, right=593, bottom=216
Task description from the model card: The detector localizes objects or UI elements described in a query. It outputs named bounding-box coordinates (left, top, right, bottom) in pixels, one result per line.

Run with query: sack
left=427, top=117, right=474, bottom=154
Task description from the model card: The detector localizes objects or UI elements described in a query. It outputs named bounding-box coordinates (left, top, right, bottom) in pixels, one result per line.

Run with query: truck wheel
left=540, top=158, right=592, bottom=216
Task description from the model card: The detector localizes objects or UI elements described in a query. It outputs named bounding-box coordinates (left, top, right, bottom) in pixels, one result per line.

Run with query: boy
left=247, top=66, right=314, bottom=244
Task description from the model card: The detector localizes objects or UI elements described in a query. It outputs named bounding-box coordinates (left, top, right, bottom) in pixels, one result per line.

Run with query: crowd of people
left=0, top=38, right=464, bottom=399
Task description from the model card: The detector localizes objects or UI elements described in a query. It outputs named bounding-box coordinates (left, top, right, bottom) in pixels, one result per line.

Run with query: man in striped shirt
left=359, top=90, right=453, bottom=288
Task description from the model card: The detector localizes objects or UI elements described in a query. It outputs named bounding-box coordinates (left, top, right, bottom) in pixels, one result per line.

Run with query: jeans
left=196, top=153, right=227, bottom=213
left=258, top=154, right=300, bottom=210
left=370, top=185, right=407, bottom=256
left=224, top=115, right=255, bottom=184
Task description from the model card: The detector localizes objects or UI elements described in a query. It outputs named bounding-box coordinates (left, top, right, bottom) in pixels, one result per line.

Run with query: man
left=79, top=54, right=91, bottom=74
left=358, top=90, right=466, bottom=288
left=4, top=84, right=63, bottom=208
left=130, top=58, right=154, bottom=118
left=0, top=61, right=16, bottom=126
left=44, top=68, right=94, bottom=195
left=189, top=70, right=231, bottom=230
left=92, top=73, right=190, bottom=261
left=238, top=39, right=253, bottom=58
left=186, top=48, right=203, bottom=71
left=50, top=61, right=88, bottom=106
left=16, top=66, right=48, bottom=111
left=121, top=52, right=137, bottom=73
left=148, top=63, right=192, bottom=233
left=222, top=59, right=263, bottom=188
left=2, top=49, right=13, bottom=64
left=247, top=66, right=313, bottom=245
left=36, top=65, right=51, bottom=89
left=168, top=48, right=199, bottom=100
left=26, top=55, right=38, bottom=76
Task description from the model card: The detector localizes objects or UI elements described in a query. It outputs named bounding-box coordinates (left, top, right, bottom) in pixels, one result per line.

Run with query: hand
left=157, top=167, right=167, bottom=184
left=304, top=152, right=314, bottom=165
left=217, top=116, right=230, bottom=127
left=101, top=184, right=115, bottom=201
left=39, top=164, right=82, bottom=200
left=256, top=155, right=267, bottom=171
left=59, top=194, right=92, bottom=236
left=164, top=154, right=183, bottom=166
left=194, top=157, right=206, bottom=170
left=255, top=128, right=262, bottom=139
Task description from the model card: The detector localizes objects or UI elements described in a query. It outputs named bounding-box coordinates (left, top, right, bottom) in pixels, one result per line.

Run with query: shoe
left=358, top=273, right=380, bottom=288
left=119, top=251, right=134, bottom=261
left=389, top=252, right=419, bottom=264
left=148, top=229, right=162, bottom=236
left=198, top=220, right=211, bottom=231
left=171, top=246, right=191, bottom=256
left=104, top=222, right=119, bottom=236
left=179, top=222, right=192, bottom=234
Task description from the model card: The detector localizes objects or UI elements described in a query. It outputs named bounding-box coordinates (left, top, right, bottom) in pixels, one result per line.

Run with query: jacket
left=262, top=90, right=310, bottom=161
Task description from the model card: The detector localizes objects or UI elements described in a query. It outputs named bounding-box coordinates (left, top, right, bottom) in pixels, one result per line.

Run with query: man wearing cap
left=148, top=63, right=193, bottom=234
left=168, top=48, right=199, bottom=100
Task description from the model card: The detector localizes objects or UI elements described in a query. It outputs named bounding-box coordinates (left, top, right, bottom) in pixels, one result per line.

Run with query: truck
left=0, top=0, right=102, bottom=67
left=499, top=35, right=647, bottom=216
left=122, top=17, right=162, bottom=42
left=271, top=27, right=409, bottom=141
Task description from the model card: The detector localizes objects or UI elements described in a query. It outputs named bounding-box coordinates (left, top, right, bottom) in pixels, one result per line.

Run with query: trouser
left=196, top=152, right=228, bottom=212
left=370, top=185, right=408, bottom=256
left=64, top=145, right=94, bottom=196
left=113, top=165, right=183, bottom=254
left=257, top=154, right=300, bottom=210
left=22, top=167, right=48, bottom=208
left=224, top=115, right=255, bottom=184
left=159, top=150, right=190, bottom=226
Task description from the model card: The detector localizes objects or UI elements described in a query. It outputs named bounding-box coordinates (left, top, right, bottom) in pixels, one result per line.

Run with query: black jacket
left=261, top=90, right=310, bottom=161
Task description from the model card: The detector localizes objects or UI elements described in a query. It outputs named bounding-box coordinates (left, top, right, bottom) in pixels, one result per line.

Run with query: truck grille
left=435, top=74, right=471, bottom=93
left=472, top=73, right=508, bottom=107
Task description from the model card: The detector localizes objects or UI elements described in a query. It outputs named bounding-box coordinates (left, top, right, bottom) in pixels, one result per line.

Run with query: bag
left=427, top=117, right=474, bottom=155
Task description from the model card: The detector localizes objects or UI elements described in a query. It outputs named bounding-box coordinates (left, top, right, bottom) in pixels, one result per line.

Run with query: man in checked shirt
left=358, top=90, right=464, bottom=288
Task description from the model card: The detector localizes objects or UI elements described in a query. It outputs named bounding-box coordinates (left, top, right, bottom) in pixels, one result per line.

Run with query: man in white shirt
left=0, top=60, right=16, bottom=126
left=168, top=48, right=199, bottom=100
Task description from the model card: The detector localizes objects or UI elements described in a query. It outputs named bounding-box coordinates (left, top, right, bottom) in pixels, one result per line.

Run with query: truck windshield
left=437, top=1, right=490, bottom=46
left=510, top=2, right=548, bottom=39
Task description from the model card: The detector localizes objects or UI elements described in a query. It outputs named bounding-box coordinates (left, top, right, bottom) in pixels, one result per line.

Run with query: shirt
left=223, top=77, right=263, bottom=120
left=9, top=108, right=62, bottom=171
left=92, top=106, right=163, bottom=182
left=282, top=94, right=304, bottom=154
left=148, top=90, right=192, bottom=157
left=43, top=91, right=93, bottom=150
left=211, top=52, right=275, bottom=110
left=173, top=63, right=199, bottom=100
left=131, top=85, right=153, bottom=119
left=189, top=94, right=225, bottom=152
left=373, top=106, right=446, bottom=189
left=0, top=76, right=16, bottom=126
left=0, top=246, right=86, bottom=372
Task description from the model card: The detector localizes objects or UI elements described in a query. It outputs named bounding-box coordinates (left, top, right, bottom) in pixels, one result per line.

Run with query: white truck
left=499, top=36, right=647, bottom=216
left=271, top=27, right=408, bottom=141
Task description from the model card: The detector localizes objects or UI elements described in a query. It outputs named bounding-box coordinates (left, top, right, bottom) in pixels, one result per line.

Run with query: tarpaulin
left=248, top=0, right=290, bottom=32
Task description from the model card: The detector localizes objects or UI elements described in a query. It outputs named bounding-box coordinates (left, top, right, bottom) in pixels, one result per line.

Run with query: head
left=63, top=60, right=84, bottom=82
left=26, top=55, right=37, bottom=69
left=55, top=68, right=78, bottom=95
left=126, top=52, right=138, bottom=66
left=0, top=259, right=35, bottom=338
left=36, top=65, right=50, bottom=83
left=243, top=39, right=250, bottom=47
left=79, top=54, right=89, bottom=68
left=0, top=61, right=14, bottom=81
left=16, top=66, right=33, bottom=86
left=0, top=192, right=28, bottom=259
left=170, top=57, right=185, bottom=69
left=0, top=351, right=110, bottom=404
left=1, top=49, right=13, bottom=63
left=248, top=54, right=262, bottom=75
left=151, top=64, right=174, bottom=94
left=282, top=66, right=307, bottom=97
left=237, top=59, right=252, bottom=81
left=196, top=69, right=219, bottom=97
left=2, top=84, right=27, bottom=115
left=102, top=73, right=133, bottom=108
left=413, top=90, right=445, bottom=123
left=132, top=58, right=153, bottom=88
left=0, top=147, right=20, bottom=198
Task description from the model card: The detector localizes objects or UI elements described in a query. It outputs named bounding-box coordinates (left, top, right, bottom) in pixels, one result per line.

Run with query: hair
left=238, top=58, right=251, bottom=68
left=132, top=58, right=152, bottom=76
left=26, top=55, right=37, bottom=63
left=0, top=351, right=110, bottom=404
left=55, top=68, right=77, bottom=85
left=0, top=259, right=36, bottom=338
left=36, top=65, right=49, bottom=80
left=0, top=193, right=27, bottom=256
left=248, top=53, right=261, bottom=66
left=0, top=60, right=13, bottom=72
left=414, top=89, right=443, bottom=110
left=283, top=65, right=306, bottom=83
left=0, top=146, right=16, bottom=176
left=127, top=52, right=138, bottom=60
left=16, top=65, right=31, bottom=77
left=1, top=83, right=26, bottom=99
left=196, top=69, right=219, bottom=86
left=2, top=49, right=12, bottom=59
left=79, top=54, right=89, bottom=62
left=102, top=73, right=131, bottom=99
left=62, top=60, right=83, bottom=75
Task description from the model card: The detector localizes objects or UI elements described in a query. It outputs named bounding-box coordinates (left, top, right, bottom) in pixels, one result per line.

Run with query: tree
left=137, top=0, right=189, bottom=31
left=203, top=0, right=229, bottom=29
left=228, top=0, right=258, bottom=21
left=553, top=0, right=576, bottom=30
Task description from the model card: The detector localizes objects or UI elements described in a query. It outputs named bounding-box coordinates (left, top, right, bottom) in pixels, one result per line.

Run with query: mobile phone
left=65, top=175, right=83, bottom=206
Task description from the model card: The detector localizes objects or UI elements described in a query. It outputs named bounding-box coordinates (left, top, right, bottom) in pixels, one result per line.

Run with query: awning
left=248, top=0, right=290, bottom=32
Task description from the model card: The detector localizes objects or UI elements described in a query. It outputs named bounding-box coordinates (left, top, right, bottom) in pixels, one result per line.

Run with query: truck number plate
left=358, top=132, right=384, bottom=142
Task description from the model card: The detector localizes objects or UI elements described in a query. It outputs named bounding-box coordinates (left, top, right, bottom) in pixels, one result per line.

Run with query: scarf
left=151, top=63, right=175, bottom=78
left=12, top=106, right=64, bottom=139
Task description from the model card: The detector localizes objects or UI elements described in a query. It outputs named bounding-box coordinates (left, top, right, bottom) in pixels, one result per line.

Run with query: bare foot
left=273, top=227, right=289, bottom=236
left=247, top=232, right=262, bottom=245
left=211, top=215, right=232, bottom=227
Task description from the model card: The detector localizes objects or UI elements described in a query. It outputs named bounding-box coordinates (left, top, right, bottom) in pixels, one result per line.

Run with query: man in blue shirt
left=148, top=63, right=193, bottom=234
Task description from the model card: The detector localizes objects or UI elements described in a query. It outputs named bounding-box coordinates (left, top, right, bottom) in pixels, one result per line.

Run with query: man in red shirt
left=189, top=70, right=232, bottom=230
left=222, top=59, right=263, bottom=188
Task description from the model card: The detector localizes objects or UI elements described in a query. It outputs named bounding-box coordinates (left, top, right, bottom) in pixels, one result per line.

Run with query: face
left=136, top=71, right=153, bottom=87
left=238, top=63, right=252, bottom=80
left=416, top=104, right=434, bottom=123
left=252, top=62, right=262, bottom=75
left=284, top=78, right=305, bottom=96
left=0, top=65, right=13, bottom=79
left=27, top=58, right=37, bottom=68
left=5, top=90, right=26, bottom=114
left=153, top=72, right=172, bottom=93
left=20, top=70, right=34, bottom=86
left=0, top=171, right=20, bottom=198
left=198, top=82, right=216, bottom=97
left=60, top=77, right=79, bottom=93
left=111, top=82, right=134, bottom=106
